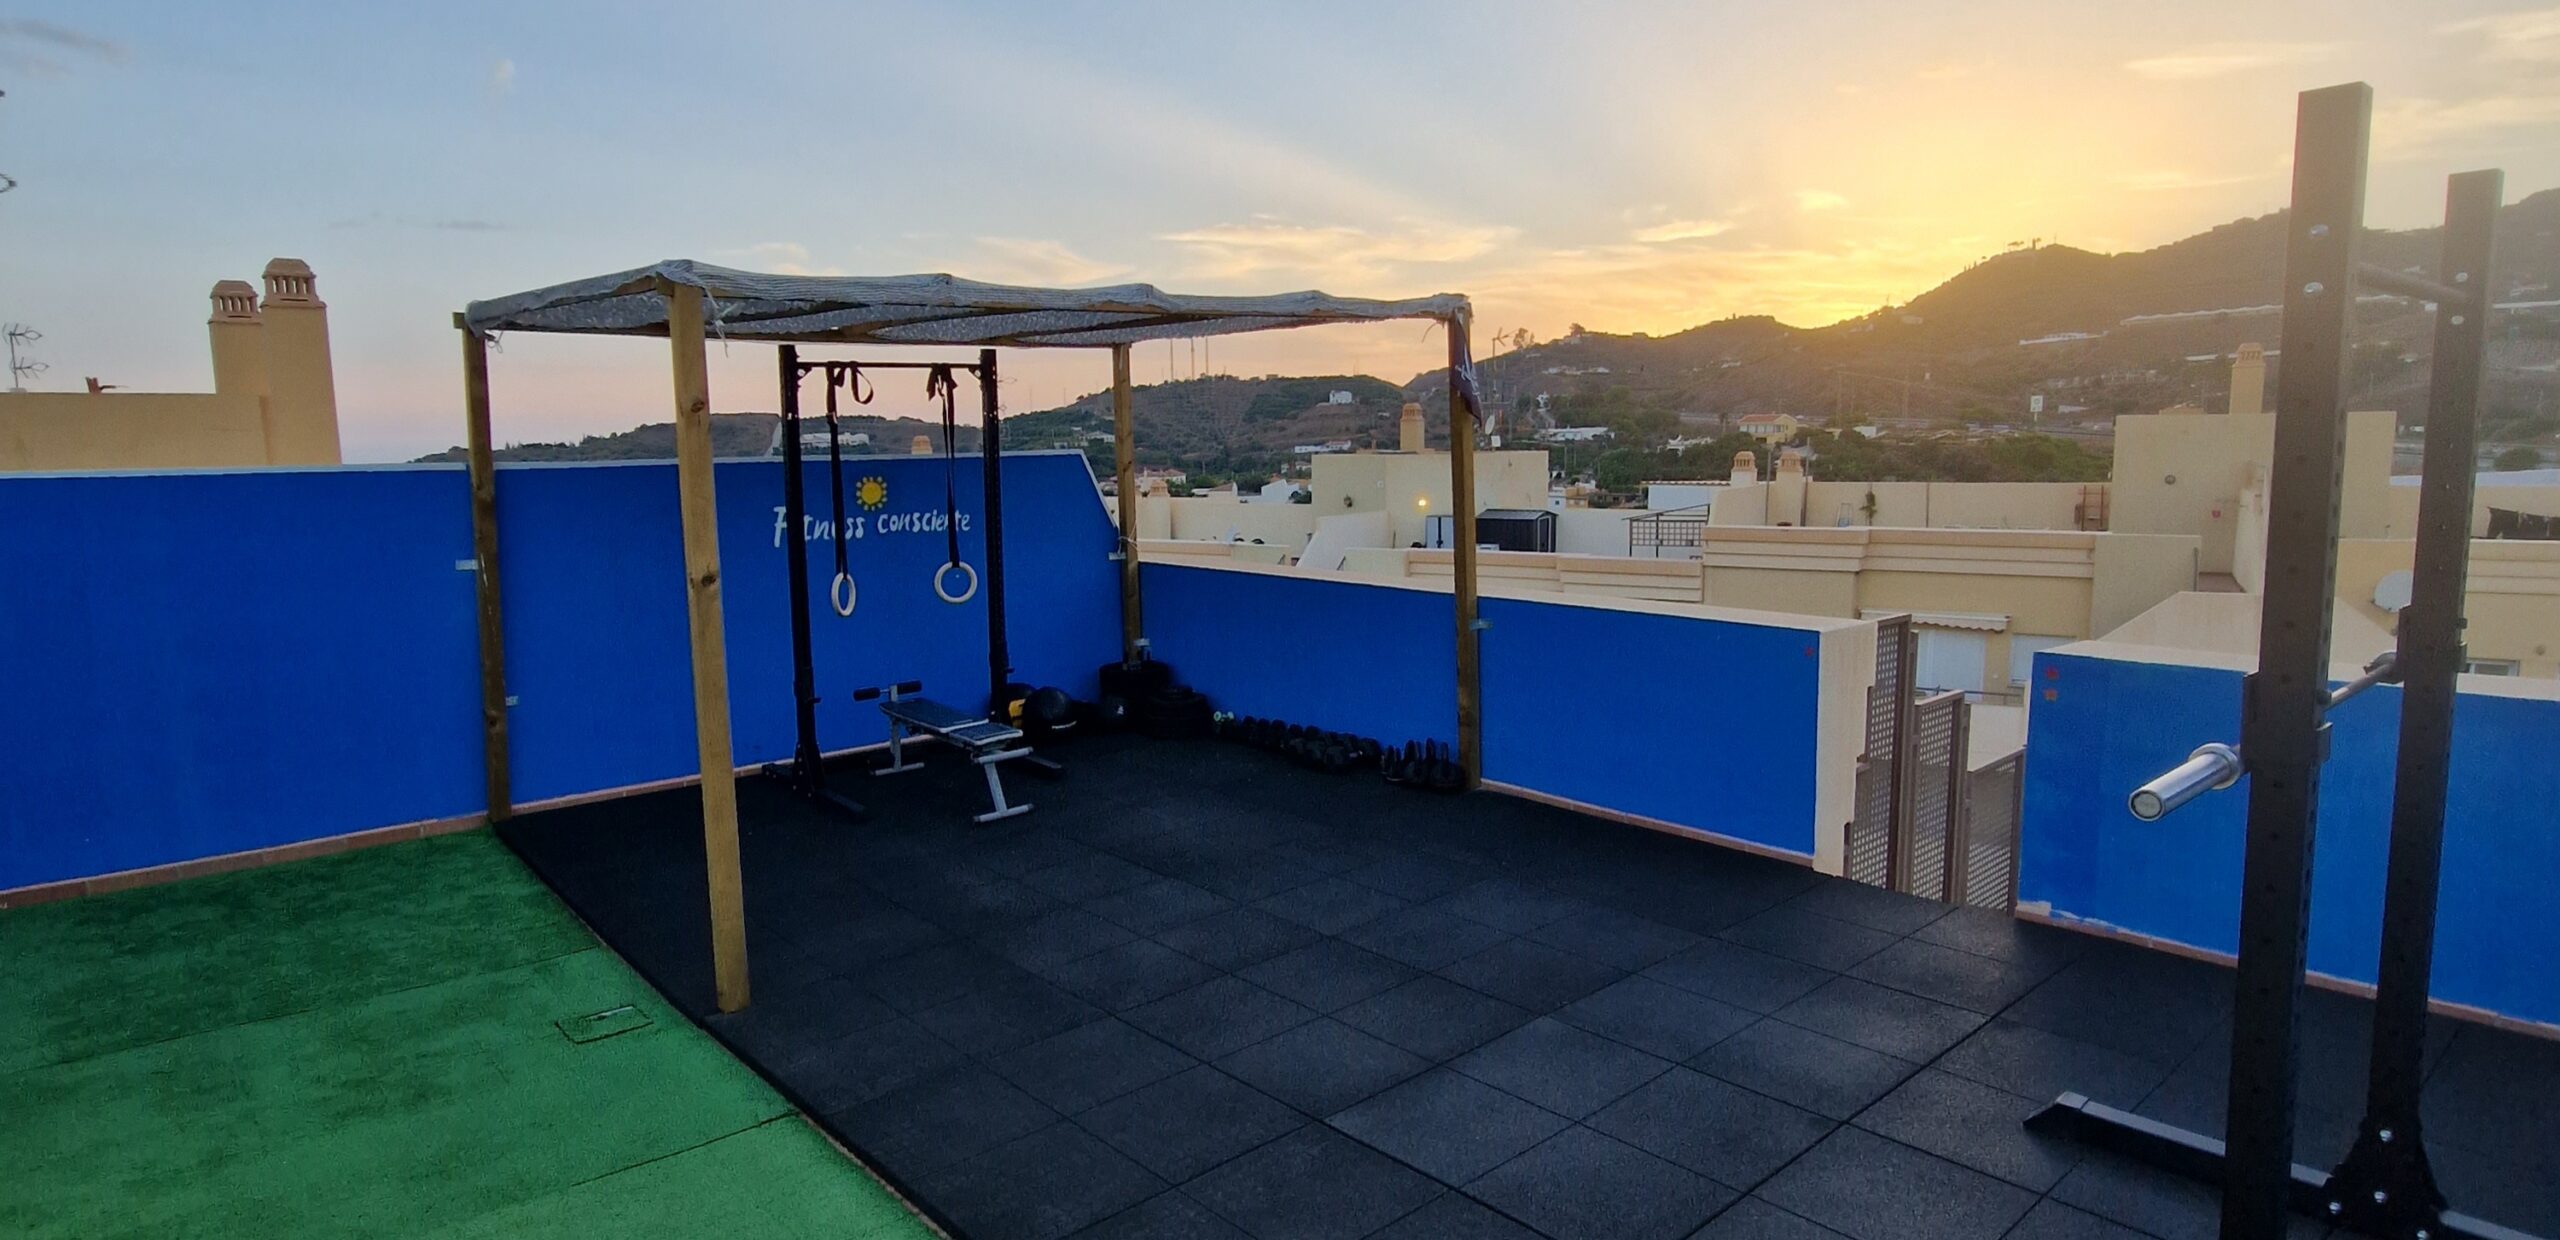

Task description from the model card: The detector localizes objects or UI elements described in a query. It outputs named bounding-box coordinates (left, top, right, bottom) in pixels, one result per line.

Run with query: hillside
left=413, top=412, right=982, bottom=463
left=417, top=189, right=2560, bottom=473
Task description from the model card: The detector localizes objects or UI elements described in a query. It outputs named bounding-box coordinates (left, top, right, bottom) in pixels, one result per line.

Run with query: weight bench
left=855, top=681, right=1034, bottom=824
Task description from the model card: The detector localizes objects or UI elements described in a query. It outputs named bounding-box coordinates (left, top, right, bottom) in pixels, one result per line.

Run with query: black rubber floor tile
left=784, top=904, right=953, bottom=969
left=1024, top=852, right=1165, bottom=902
left=1847, top=938, right=2051, bottom=1015
left=1083, top=876, right=1235, bottom=935
left=1187, top=1124, right=1444, bottom=1240
left=1454, top=1016, right=1673, bottom=1118
left=1645, top=940, right=1838, bottom=1014
left=703, top=973, right=899, bottom=1065
left=1773, top=977, right=1986, bottom=1062
left=1687, top=1197, right=1855, bottom=1240
left=1338, top=975, right=1536, bottom=1062
left=901, top=875, right=1063, bottom=931
left=1438, top=937, right=1627, bottom=1013
left=1466, top=1127, right=1738, bottom=1240
left=1254, top=876, right=1412, bottom=935
left=2421, top=1023, right=2560, bottom=1169
left=1341, top=906, right=1516, bottom=970
left=968, top=832, right=1099, bottom=879
left=1215, top=1017, right=1427, bottom=1116
left=1368, top=1192, right=1546, bottom=1240
left=1066, top=1190, right=1250, bottom=1240
left=1426, top=878, right=1593, bottom=932
left=987, top=908, right=1142, bottom=972
left=1996, top=1199, right=2151, bottom=1240
left=915, top=1119, right=1166, bottom=1240
left=1239, top=939, right=1419, bottom=1013
left=1557, top=975, right=1758, bottom=1062
left=1756, top=1126, right=2036, bottom=1240
left=1906, top=906, right=2091, bottom=971
left=993, top=1017, right=1197, bottom=1114
left=1155, top=906, right=1327, bottom=971
left=1038, top=938, right=1221, bottom=1010
left=791, top=1016, right=970, bottom=1113
left=1777, top=881, right=1953, bottom=937
left=1588, top=1067, right=1835, bottom=1189
left=2001, top=949, right=2228, bottom=1064
left=1850, top=1069, right=2080, bottom=1192
left=859, top=941, right=1040, bottom=1014
left=915, top=972, right=1103, bottom=1057
left=1074, top=1065, right=1303, bottom=1183
left=2047, top=1151, right=2329, bottom=1240
left=834, top=1063, right=1062, bottom=1182
left=1931, top=1018, right=2171, bottom=1110
left=1715, top=903, right=1903, bottom=972
left=1126, top=976, right=1318, bottom=1060
left=1329, top=1067, right=1571, bottom=1184
left=1341, top=855, right=1485, bottom=902
left=1180, top=853, right=1332, bottom=903
left=1527, top=905, right=1703, bottom=970
left=1689, top=1019, right=1919, bottom=1121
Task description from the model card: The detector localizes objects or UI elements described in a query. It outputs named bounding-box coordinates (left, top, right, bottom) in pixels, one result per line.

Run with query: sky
left=6, top=2, right=2560, bottom=461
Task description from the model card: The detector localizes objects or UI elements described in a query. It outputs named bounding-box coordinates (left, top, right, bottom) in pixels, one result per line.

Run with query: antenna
left=5, top=323, right=46, bottom=391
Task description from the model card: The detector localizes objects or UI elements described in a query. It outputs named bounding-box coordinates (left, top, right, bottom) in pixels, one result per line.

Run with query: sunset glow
left=6, top=2, right=2557, bottom=458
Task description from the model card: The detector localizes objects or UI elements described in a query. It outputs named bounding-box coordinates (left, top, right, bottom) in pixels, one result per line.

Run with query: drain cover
left=557, top=1004, right=652, bottom=1044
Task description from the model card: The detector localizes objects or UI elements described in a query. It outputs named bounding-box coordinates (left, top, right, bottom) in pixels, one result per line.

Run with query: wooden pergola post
left=1111, top=344, right=1142, bottom=663
left=1447, top=316, right=1483, bottom=788
left=456, top=314, right=511, bottom=821
left=662, top=280, right=751, bottom=1013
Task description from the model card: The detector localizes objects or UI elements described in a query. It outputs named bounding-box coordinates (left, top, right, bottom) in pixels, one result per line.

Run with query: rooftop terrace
left=494, top=736, right=2557, bottom=1240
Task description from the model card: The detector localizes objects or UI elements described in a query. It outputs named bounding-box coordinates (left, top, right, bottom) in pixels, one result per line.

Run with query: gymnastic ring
left=934, top=560, right=979, bottom=605
left=829, top=571, right=858, bottom=617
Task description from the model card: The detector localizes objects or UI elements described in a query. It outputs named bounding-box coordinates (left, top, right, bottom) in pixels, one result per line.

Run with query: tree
left=2493, top=446, right=2545, bottom=471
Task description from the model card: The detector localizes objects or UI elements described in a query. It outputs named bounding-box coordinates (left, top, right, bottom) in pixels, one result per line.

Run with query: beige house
left=0, top=260, right=343, bottom=472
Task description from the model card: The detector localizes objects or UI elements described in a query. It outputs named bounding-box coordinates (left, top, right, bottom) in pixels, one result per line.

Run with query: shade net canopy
left=462, top=260, right=1470, bottom=348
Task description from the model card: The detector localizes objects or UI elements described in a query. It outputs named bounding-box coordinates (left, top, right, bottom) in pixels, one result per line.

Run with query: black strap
left=926, top=364, right=961, bottom=567
left=823, top=364, right=849, bottom=582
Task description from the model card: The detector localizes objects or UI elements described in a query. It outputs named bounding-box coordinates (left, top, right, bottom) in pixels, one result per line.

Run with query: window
left=2009, top=635, right=2073, bottom=686
left=1915, top=629, right=1989, bottom=697
left=2462, top=659, right=2519, bottom=677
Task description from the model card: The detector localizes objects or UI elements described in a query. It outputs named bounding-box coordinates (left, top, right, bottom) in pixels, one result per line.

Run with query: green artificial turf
left=0, top=832, right=935, bottom=1240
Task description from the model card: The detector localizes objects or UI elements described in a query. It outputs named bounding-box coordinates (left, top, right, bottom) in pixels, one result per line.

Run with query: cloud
left=489, top=58, right=516, bottom=97
left=1631, top=217, right=1737, bottom=244
left=966, top=237, right=1130, bottom=286
left=2124, top=41, right=2334, bottom=79
left=1160, top=217, right=1517, bottom=286
left=1795, top=190, right=1850, bottom=212
left=0, top=17, right=128, bottom=76
left=710, top=241, right=843, bottom=276
left=2375, top=90, right=2560, bottom=150
left=2440, top=8, right=2560, bottom=62
left=1914, top=60, right=1990, bottom=82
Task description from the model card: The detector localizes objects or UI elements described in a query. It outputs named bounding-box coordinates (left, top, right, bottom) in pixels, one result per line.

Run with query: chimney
left=911, top=434, right=934, bottom=455
left=1730, top=449, right=1757, bottom=484
left=1769, top=448, right=1809, bottom=526
left=255, top=259, right=343, bottom=464
left=206, top=279, right=268, bottom=400
left=2228, top=342, right=2266, bottom=417
left=1399, top=401, right=1427, bottom=453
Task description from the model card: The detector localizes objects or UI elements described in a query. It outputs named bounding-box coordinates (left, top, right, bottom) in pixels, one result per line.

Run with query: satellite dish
left=2373, top=570, right=2414, bottom=614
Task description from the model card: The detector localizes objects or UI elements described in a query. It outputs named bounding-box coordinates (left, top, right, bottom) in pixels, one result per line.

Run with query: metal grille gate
left=1848, top=615, right=1914, bottom=887
left=1899, top=691, right=1969, bottom=900
left=1952, top=751, right=2024, bottom=909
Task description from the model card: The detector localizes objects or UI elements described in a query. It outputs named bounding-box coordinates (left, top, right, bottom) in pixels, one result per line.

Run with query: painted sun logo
left=855, top=476, right=890, bottom=510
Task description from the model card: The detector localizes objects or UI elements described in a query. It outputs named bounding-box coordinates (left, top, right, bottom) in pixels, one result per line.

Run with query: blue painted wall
left=501, top=452, right=1119, bottom=802
left=2020, top=650, right=2560, bottom=1028
left=1482, top=597, right=1826, bottom=857
left=0, top=468, right=486, bottom=889
left=1142, top=564, right=1830, bottom=857
left=1140, top=564, right=1457, bottom=746
left=0, top=452, right=1119, bottom=889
